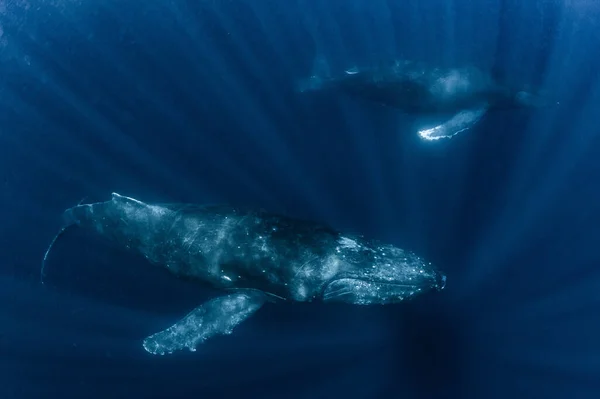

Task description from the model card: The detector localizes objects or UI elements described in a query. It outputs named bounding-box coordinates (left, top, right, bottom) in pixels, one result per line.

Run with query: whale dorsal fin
left=110, top=192, right=147, bottom=207
left=142, top=289, right=267, bottom=355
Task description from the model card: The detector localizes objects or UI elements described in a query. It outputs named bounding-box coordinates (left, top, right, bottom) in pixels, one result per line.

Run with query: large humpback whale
left=42, top=193, right=446, bottom=355
left=298, top=59, right=549, bottom=140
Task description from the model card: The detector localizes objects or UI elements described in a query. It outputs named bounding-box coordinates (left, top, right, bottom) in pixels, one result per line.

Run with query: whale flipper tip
left=142, top=290, right=267, bottom=355
left=417, top=104, right=488, bottom=141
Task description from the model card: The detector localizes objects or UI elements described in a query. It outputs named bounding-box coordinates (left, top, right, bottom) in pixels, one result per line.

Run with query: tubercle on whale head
left=321, top=238, right=446, bottom=305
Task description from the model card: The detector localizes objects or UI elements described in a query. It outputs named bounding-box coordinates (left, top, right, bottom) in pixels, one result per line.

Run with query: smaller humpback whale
left=42, top=193, right=446, bottom=355
left=298, top=58, right=551, bottom=141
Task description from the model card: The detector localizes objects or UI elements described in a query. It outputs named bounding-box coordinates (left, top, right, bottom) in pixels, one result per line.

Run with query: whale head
left=321, top=238, right=446, bottom=305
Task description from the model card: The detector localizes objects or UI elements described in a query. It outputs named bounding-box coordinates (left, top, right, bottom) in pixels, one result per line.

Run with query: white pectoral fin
left=417, top=105, right=488, bottom=141
left=142, top=289, right=267, bottom=355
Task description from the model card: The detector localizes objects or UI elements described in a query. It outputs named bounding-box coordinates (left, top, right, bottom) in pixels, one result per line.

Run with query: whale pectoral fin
left=142, top=289, right=267, bottom=355
left=417, top=105, right=488, bottom=141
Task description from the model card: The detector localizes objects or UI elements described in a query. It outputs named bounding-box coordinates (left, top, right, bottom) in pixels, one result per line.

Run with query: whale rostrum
left=43, top=193, right=446, bottom=355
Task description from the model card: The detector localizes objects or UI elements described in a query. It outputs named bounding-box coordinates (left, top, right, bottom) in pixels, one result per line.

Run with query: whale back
left=321, top=60, right=521, bottom=114
left=48, top=193, right=344, bottom=301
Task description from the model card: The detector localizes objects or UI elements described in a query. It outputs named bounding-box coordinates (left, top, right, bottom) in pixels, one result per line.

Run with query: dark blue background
left=1, top=0, right=600, bottom=398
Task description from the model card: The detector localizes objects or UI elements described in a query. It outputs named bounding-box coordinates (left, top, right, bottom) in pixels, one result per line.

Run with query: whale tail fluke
left=515, top=89, right=559, bottom=109
left=297, top=75, right=324, bottom=93
left=41, top=197, right=87, bottom=284
left=297, top=55, right=332, bottom=93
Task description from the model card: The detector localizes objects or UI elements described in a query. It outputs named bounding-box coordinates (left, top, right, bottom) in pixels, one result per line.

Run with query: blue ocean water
left=1, top=0, right=599, bottom=398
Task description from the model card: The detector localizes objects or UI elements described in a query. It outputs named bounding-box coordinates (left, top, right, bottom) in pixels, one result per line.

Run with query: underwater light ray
left=394, top=21, right=496, bottom=259
left=92, top=6, right=245, bottom=144
left=466, top=268, right=600, bottom=383
left=364, top=0, right=398, bottom=62
left=297, top=352, right=393, bottom=399
left=3, top=17, right=205, bottom=200
left=106, top=17, right=279, bottom=204
left=1, top=307, right=137, bottom=355
left=484, top=332, right=600, bottom=381
left=184, top=7, right=296, bottom=157
left=349, top=6, right=434, bottom=237
left=110, top=1, right=327, bottom=213
left=465, top=71, right=600, bottom=292
left=0, top=71, right=118, bottom=204
left=276, top=7, right=376, bottom=222
left=248, top=1, right=317, bottom=80
left=205, top=3, right=345, bottom=217
left=439, top=0, right=458, bottom=64
left=497, top=267, right=600, bottom=326
left=89, top=21, right=279, bottom=204
left=195, top=346, right=382, bottom=398
left=27, top=2, right=274, bottom=204
left=457, top=132, right=600, bottom=298
left=0, top=275, right=160, bottom=357
left=210, top=4, right=298, bottom=118
left=503, top=9, right=595, bottom=186
left=455, top=199, right=598, bottom=305
left=344, top=1, right=373, bottom=60
left=464, top=9, right=598, bottom=283
left=0, top=98, right=93, bottom=194
left=395, top=130, right=437, bottom=247
left=4, top=0, right=310, bottom=214
left=293, top=3, right=388, bottom=221
left=294, top=4, right=437, bottom=235
left=451, top=1, right=567, bottom=260
left=324, top=102, right=398, bottom=232
left=301, top=0, right=351, bottom=65
left=218, top=308, right=394, bottom=361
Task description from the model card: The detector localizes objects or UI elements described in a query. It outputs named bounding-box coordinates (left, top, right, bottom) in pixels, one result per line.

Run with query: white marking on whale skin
left=254, top=235, right=269, bottom=253
left=112, top=192, right=144, bottom=205
left=175, top=232, right=234, bottom=282
left=295, top=284, right=308, bottom=300
left=182, top=223, right=202, bottom=254
left=288, top=255, right=323, bottom=302
left=321, top=254, right=341, bottom=281
left=182, top=218, right=200, bottom=236
left=337, top=236, right=362, bottom=250
left=216, top=217, right=233, bottom=243
left=120, top=199, right=173, bottom=227
left=148, top=205, right=170, bottom=218
left=433, top=70, right=471, bottom=97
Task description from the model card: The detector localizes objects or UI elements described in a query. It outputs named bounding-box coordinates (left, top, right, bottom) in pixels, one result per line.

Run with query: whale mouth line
left=327, top=278, right=420, bottom=289
left=322, top=278, right=423, bottom=302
